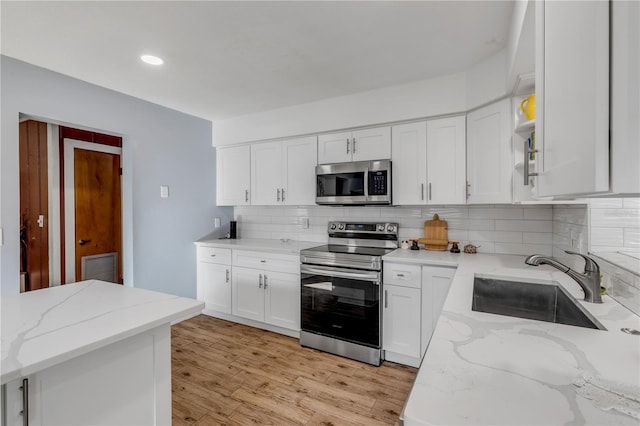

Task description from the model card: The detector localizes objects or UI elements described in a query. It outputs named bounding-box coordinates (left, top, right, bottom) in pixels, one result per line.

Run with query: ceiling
left=1, top=1, right=514, bottom=121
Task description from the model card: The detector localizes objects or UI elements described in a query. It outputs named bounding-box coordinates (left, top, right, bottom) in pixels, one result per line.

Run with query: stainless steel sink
left=472, top=277, right=606, bottom=330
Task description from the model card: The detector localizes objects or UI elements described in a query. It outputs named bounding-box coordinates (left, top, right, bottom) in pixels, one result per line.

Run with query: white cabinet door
left=535, top=0, right=609, bottom=197
left=232, top=267, right=265, bottom=322
left=383, top=284, right=421, bottom=358
left=264, top=271, right=300, bottom=331
left=251, top=141, right=282, bottom=205
left=282, top=136, right=317, bottom=205
left=610, top=0, right=640, bottom=195
left=427, top=116, right=466, bottom=205
left=423, top=266, right=456, bottom=333
left=217, top=145, right=251, bottom=206
left=198, top=262, right=231, bottom=314
left=318, top=131, right=352, bottom=164
left=392, top=121, right=427, bottom=205
left=352, top=126, right=391, bottom=162
left=4, top=326, right=170, bottom=426
left=466, top=99, right=513, bottom=204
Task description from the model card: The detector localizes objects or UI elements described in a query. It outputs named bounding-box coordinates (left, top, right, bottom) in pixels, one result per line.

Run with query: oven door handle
left=301, top=265, right=380, bottom=284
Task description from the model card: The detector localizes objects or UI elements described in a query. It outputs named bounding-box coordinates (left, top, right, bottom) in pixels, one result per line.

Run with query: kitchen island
left=1, top=280, right=203, bottom=425
left=383, top=250, right=640, bottom=425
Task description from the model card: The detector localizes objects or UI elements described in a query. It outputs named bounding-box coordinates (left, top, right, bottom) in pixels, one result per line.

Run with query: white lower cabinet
left=197, top=246, right=232, bottom=315
left=383, top=262, right=455, bottom=367
left=196, top=246, right=300, bottom=335
left=3, top=325, right=170, bottom=426
left=232, top=267, right=300, bottom=331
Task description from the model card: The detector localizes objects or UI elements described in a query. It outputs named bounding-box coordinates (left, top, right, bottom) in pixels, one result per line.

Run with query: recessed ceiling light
left=140, top=54, right=164, bottom=66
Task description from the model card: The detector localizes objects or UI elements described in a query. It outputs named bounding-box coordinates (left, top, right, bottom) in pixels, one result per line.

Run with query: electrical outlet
left=160, top=185, right=169, bottom=198
left=214, top=217, right=221, bottom=228
left=300, top=217, right=309, bottom=229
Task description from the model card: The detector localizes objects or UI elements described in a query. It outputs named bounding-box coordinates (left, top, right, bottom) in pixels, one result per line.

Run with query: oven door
left=301, top=264, right=381, bottom=348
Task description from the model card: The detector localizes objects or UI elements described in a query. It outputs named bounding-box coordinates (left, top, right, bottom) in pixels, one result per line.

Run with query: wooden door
left=19, top=120, right=49, bottom=291
left=74, top=148, right=122, bottom=283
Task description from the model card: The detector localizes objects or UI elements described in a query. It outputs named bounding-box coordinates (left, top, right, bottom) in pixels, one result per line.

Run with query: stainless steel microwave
left=316, top=160, right=392, bottom=205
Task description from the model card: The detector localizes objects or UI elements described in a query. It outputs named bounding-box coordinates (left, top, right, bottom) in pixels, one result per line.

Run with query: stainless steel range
left=299, top=221, right=399, bottom=366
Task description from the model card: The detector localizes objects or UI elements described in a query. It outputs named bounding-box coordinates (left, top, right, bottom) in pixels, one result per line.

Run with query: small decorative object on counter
left=450, top=241, right=460, bottom=253
left=229, top=221, right=237, bottom=239
left=401, top=240, right=410, bottom=249
left=410, top=240, right=420, bottom=250
left=463, top=243, right=479, bottom=254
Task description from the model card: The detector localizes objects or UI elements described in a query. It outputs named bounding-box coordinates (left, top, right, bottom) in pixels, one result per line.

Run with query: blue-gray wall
left=1, top=55, right=232, bottom=297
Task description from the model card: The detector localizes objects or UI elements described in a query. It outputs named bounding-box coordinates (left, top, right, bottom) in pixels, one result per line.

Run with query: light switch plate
left=160, top=185, right=169, bottom=198
left=214, top=217, right=221, bottom=228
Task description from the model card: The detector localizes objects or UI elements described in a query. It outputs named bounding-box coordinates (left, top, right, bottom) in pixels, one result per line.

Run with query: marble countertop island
left=1, top=280, right=203, bottom=384
left=384, top=250, right=640, bottom=425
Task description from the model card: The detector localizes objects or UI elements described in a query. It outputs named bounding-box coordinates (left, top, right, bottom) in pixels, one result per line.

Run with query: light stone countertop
left=383, top=250, right=640, bottom=425
left=194, top=237, right=321, bottom=255
left=1, top=280, right=203, bottom=385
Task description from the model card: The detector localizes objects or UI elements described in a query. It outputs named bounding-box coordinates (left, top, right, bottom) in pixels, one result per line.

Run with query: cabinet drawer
left=383, top=263, right=421, bottom=288
left=232, top=250, right=300, bottom=274
left=197, top=246, right=231, bottom=264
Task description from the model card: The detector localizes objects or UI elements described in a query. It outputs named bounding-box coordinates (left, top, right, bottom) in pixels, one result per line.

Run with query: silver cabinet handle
left=210, top=254, right=216, bottom=257
left=466, top=181, right=471, bottom=199
left=346, top=138, right=350, bottom=154
left=384, top=290, right=388, bottom=308
left=259, top=274, right=263, bottom=288
left=397, top=273, right=405, bottom=277
left=428, top=182, right=432, bottom=201
left=245, top=189, right=249, bottom=202
left=20, top=378, right=29, bottom=426
left=225, top=269, right=229, bottom=283
left=260, top=260, right=266, bottom=263
left=524, top=138, right=539, bottom=186
left=352, top=137, right=357, bottom=153
left=281, top=188, right=285, bottom=202
left=421, top=183, right=424, bottom=200
left=263, top=275, right=268, bottom=289
left=277, top=188, right=281, bottom=202
left=78, top=239, right=91, bottom=246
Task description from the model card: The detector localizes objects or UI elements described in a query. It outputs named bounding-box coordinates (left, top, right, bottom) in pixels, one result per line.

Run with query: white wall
left=1, top=56, right=232, bottom=297
left=212, top=49, right=510, bottom=146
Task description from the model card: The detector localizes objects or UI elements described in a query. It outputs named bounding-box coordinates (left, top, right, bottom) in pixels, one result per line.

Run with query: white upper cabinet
left=466, top=99, right=513, bottom=204
left=535, top=0, right=609, bottom=197
left=251, top=136, right=317, bottom=206
left=426, top=116, right=466, bottom=204
left=251, top=141, right=282, bottom=205
left=217, top=145, right=251, bottom=206
left=610, top=0, right=640, bottom=195
left=281, top=136, right=318, bottom=205
left=318, top=126, right=390, bottom=164
left=392, top=118, right=466, bottom=206
left=391, top=121, right=428, bottom=205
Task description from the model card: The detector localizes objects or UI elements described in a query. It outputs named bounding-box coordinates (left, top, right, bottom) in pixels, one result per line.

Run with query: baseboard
left=200, top=309, right=300, bottom=339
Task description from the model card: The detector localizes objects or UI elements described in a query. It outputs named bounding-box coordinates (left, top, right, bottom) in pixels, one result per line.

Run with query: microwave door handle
left=364, top=168, right=369, bottom=201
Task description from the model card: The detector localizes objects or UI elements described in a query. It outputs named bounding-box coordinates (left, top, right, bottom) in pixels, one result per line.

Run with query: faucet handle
left=564, top=250, right=600, bottom=273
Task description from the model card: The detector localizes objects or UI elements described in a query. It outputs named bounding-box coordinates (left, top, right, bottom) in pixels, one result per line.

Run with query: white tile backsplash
left=589, top=198, right=640, bottom=253
left=233, top=204, right=561, bottom=255
left=551, top=204, right=589, bottom=270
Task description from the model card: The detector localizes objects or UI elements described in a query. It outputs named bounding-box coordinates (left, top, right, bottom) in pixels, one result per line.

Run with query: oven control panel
left=328, top=222, right=398, bottom=235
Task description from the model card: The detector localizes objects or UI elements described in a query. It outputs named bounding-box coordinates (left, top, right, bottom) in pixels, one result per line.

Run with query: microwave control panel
left=369, top=170, right=388, bottom=195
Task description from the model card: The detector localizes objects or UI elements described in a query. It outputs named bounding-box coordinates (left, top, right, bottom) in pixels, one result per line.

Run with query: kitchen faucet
left=525, top=250, right=602, bottom=303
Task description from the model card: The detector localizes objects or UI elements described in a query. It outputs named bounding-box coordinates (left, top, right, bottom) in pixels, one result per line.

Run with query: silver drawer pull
left=210, top=254, right=216, bottom=257
left=225, top=269, right=229, bottom=283
left=260, top=260, right=266, bottom=263
left=20, top=378, right=29, bottom=426
left=264, top=275, right=268, bottom=289
left=259, top=274, right=263, bottom=288
left=384, top=290, right=388, bottom=308
left=397, top=273, right=405, bottom=277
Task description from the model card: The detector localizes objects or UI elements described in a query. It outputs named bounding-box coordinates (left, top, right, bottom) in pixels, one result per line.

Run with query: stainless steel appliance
left=316, top=160, right=391, bottom=205
left=300, top=221, right=399, bottom=366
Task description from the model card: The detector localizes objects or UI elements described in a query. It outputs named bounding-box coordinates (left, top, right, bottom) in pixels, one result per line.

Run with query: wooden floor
left=171, top=315, right=418, bottom=426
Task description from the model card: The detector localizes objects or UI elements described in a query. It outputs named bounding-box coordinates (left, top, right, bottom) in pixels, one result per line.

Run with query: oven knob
left=330, top=223, right=337, bottom=230
left=377, top=224, right=385, bottom=232
left=338, top=223, right=345, bottom=230
left=387, top=224, right=395, bottom=232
